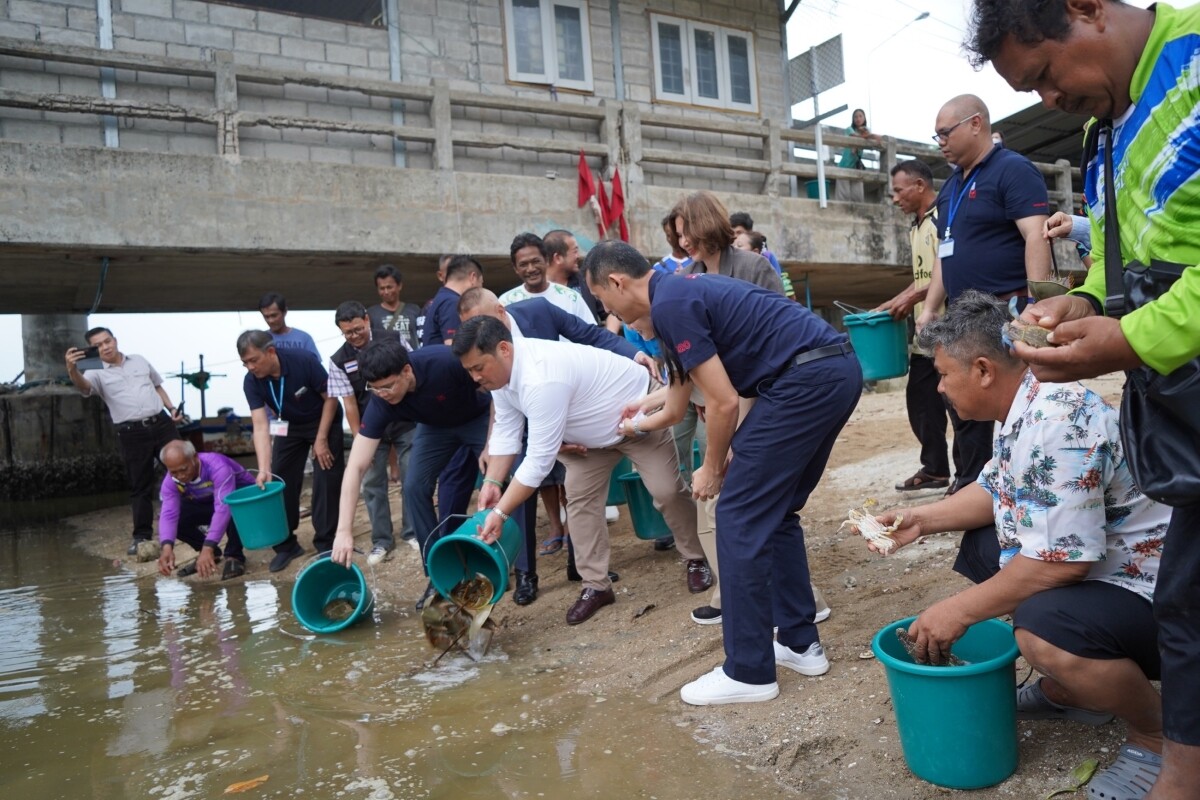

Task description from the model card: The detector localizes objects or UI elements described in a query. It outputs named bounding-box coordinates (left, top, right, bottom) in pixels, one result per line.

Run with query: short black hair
left=358, top=337, right=411, bottom=382
left=890, top=158, right=934, bottom=185
left=374, top=263, right=403, bottom=283
left=965, top=0, right=1080, bottom=69
left=509, top=232, right=546, bottom=264
left=582, top=240, right=651, bottom=285
left=543, top=229, right=573, bottom=260
left=729, top=211, right=754, bottom=230
left=258, top=291, right=286, bottom=312
left=451, top=315, right=513, bottom=358
left=335, top=300, right=368, bottom=325
left=85, top=326, right=113, bottom=342
left=236, top=329, right=275, bottom=356
left=444, top=254, right=484, bottom=282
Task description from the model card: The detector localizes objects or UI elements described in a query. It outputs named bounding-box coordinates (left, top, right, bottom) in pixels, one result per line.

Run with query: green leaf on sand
left=1043, top=758, right=1099, bottom=799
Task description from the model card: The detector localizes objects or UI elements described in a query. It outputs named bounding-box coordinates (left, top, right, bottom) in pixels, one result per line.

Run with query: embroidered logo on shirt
left=676, top=341, right=692, bottom=354
left=437, top=394, right=447, bottom=402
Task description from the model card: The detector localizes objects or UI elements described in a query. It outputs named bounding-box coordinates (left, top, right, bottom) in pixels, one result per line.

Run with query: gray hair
left=236, top=329, right=275, bottom=356
left=916, top=290, right=1020, bottom=367
left=160, top=439, right=196, bottom=462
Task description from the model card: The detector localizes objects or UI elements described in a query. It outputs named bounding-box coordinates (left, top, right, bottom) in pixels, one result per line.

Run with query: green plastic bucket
left=618, top=472, right=670, bottom=540
left=805, top=179, right=831, bottom=199
left=291, top=555, right=374, bottom=634
left=606, top=457, right=632, bottom=506
left=836, top=301, right=909, bottom=381
left=872, top=617, right=1020, bottom=789
left=426, top=510, right=523, bottom=604
left=222, top=480, right=288, bottom=549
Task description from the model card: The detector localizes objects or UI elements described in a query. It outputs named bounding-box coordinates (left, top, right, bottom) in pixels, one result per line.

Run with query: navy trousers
left=715, top=352, right=862, bottom=685
left=405, top=415, right=488, bottom=570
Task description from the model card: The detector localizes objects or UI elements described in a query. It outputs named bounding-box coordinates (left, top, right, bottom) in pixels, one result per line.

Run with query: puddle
left=0, top=522, right=787, bottom=798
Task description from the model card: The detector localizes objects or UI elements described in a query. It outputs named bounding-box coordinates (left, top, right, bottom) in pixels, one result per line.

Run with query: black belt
left=787, top=340, right=854, bottom=370
left=117, top=413, right=165, bottom=430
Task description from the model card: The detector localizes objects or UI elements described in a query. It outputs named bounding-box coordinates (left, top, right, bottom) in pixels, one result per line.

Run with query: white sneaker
left=605, top=505, right=619, bottom=523
left=680, top=666, right=779, bottom=706
left=814, top=607, right=831, bottom=624
left=774, top=641, right=830, bottom=676
left=366, top=545, right=392, bottom=566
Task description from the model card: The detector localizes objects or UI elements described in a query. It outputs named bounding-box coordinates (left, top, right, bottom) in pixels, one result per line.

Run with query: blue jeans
left=716, top=352, right=861, bottom=685
left=403, top=415, right=489, bottom=570
left=360, top=440, right=394, bottom=551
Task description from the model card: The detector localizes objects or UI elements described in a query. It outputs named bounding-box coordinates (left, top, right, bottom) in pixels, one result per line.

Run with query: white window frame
left=503, top=0, right=594, bottom=92
left=650, top=13, right=758, bottom=113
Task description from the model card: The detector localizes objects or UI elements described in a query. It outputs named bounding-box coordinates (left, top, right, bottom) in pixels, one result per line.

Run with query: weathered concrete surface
left=0, top=387, right=124, bottom=501
left=21, top=313, right=87, bottom=383
left=0, top=141, right=915, bottom=312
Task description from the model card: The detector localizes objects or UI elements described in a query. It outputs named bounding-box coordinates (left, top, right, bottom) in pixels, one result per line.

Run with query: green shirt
left=1071, top=3, right=1200, bottom=374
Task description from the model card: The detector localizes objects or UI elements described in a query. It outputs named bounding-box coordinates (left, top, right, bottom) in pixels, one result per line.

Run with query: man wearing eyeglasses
left=330, top=339, right=495, bottom=611
left=324, top=301, right=411, bottom=567
left=915, top=94, right=1052, bottom=506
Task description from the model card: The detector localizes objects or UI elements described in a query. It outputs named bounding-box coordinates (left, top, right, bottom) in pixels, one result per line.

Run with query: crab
left=840, top=502, right=903, bottom=555
left=1002, top=318, right=1055, bottom=349
left=896, top=627, right=967, bottom=667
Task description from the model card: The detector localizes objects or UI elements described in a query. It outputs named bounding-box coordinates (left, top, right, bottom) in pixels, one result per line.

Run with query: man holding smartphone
left=65, top=326, right=182, bottom=556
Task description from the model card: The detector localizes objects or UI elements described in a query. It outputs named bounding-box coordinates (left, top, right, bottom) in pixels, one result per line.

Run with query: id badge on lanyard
left=940, top=171, right=978, bottom=261
left=268, top=377, right=289, bottom=437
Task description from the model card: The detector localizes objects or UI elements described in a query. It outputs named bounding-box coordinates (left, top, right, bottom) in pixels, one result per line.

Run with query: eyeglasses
left=367, top=379, right=401, bottom=396
left=341, top=325, right=369, bottom=339
left=931, top=113, right=980, bottom=143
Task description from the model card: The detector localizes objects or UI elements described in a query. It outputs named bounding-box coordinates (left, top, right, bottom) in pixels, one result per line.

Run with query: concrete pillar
left=21, top=314, right=88, bottom=383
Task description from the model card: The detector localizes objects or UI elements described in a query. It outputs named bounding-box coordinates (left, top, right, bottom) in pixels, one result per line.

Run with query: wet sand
left=69, top=373, right=1134, bottom=798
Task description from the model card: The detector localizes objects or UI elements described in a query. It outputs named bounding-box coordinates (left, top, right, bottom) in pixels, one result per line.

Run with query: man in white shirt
left=65, top=326, right=182, bottom=555
left=452, top=315, right=712, bottom=625
left=499, top=232, right=595, bottom=325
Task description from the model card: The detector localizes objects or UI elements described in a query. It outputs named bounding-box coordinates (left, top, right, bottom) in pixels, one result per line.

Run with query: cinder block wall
left=0, top=0, right=787, bottom=191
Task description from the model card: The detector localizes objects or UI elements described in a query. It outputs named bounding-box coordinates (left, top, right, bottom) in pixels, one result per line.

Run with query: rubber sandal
left=1087, top=744, right=1161, bottom=799
left=895, top=471, right=950, bottom=491
left=538, top=536, right=565, bottom=556
left=1016, top=678, right=1113, bottom=725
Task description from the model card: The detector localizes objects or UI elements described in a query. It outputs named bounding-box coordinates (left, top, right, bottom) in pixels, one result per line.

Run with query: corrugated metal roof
left=993, top=103, right=1092, bottom=167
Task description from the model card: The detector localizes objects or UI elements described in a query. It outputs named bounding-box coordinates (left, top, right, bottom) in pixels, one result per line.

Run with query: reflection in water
left=0, top=523, right=792, bottom=799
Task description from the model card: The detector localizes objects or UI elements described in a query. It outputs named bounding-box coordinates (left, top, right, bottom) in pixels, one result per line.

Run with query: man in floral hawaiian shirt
left=868, top=291, right=1170, bottom=789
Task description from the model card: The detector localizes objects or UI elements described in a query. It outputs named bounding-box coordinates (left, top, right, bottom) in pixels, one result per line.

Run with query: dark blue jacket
left=506, top=298, right=639, bottom=359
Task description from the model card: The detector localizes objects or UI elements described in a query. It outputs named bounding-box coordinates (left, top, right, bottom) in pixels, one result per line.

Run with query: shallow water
left=0, top=524, right=786, bottom=798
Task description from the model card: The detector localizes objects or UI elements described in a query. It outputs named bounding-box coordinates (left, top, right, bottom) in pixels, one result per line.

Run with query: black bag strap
left=1097, top=119, right=1127, bottom=317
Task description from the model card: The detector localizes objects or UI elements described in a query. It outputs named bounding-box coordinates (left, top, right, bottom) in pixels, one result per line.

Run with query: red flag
left=610, top=167, right=628, bottom=242
left=577, top=149, right=596, bottom=208
left=595, top=178, right=611, bottom=238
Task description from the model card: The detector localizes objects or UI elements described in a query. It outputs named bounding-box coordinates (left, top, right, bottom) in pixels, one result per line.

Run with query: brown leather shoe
left=566, top=587, right=615, bottom=625
left=686, top=559, right=713, bottom=593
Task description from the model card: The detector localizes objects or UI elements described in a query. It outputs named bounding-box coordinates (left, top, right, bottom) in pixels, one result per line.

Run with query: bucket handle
left=834, top=300, right=872, bottom=317
left=421, top=512, right=515, bottom=599
left=244, top=468, right=285, bottom=491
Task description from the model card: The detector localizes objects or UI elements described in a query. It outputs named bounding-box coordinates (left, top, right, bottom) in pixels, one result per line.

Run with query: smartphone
left=83, top=346, right=100, bottom=358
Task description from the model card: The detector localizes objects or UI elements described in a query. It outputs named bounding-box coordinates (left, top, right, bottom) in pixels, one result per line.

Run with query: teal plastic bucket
left=837, top=301, right=909, bottom=381
left=222, top=480, right=288, bottom=549
left=618, top=472, right=670, bottom=540
left=291, top=555, right=374, bottom=634
left=426, top=510, right=523, bottom=604
left=872, top=617, right=1020, bottom=789
left=805, top=179, right=831, bottom=199
left=606, top=457, right=632, bottom=506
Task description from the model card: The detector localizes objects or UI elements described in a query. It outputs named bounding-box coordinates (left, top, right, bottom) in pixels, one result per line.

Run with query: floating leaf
left=224, top=775, right=269, bottom=794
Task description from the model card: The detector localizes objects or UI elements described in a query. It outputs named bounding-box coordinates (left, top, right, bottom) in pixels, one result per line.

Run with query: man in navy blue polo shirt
left=238, top=330, right=345, bottom=573
left=422, top=255, right=483, bottom=346
left=329, top=340, right=497, bottom=609
left=585, top=241, right=862, bottom=705
left=916, top=94, right=1051, bottom=501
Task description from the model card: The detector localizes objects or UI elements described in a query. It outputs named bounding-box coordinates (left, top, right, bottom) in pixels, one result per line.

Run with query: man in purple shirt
left=156, top=440, right=253, bottom=580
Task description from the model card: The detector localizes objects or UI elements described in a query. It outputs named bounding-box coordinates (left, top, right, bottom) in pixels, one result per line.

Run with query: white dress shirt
left=490, top=337, right=648, bottom=487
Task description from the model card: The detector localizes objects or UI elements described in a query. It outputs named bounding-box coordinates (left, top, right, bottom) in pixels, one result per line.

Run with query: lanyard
left=268, top=375, right=286, bottom=419
left=943, top=165, right=983, bottom=240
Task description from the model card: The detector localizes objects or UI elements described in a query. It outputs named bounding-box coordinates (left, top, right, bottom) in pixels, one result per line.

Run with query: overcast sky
left=0, top=0, right=1164, bottom=417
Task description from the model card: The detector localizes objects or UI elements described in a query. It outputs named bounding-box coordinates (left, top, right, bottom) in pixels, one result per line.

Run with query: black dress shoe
left=686, top=559, right=713, bottom=593
left=415, top=581, right=438, bottom=611
left=513, top=570, right=538, bottom=606
left=126, top=540, right=145, bottom=556
left=268, top=542, right=304, bottom=573
left=566, top=587, right=615, bottom=625
left=653, top=535, right=676, bottom=551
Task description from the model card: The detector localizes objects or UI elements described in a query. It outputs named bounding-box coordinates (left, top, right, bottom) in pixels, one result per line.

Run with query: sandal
left=1016, top=678, right=1113, bottom=725
left=895, top=471, right=950, bottom=491
left=538, top=536, right=566, bottom=556
left=1087, top=743, right=1161, bottom=799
